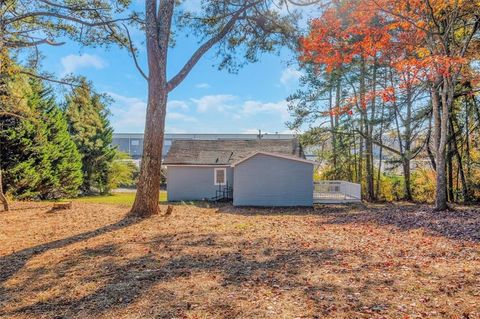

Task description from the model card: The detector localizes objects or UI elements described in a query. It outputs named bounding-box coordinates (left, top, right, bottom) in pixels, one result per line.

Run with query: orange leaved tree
left=300, top=0, right=479, bottom=209
left=376, top=0, right=480, bottom=210
left=299, top=0, right=394, bottom=201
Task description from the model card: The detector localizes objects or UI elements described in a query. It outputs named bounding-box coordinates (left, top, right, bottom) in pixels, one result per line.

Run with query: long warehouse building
left=112, top=132, right=318, bottom=160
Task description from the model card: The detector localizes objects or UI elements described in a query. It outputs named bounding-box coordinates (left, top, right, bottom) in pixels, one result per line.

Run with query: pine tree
left=35, top=82, right=83, bottom=199
left=0, top=76, right=83, bottom=200
left=65, top=79, right=115, bottom=194
left=0, top=115, right=46, bottom=199
left=0, top=74, right=46, bottom=199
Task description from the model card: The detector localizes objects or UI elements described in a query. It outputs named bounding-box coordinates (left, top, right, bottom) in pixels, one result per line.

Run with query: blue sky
left=40, top=2, right=312, bottom=134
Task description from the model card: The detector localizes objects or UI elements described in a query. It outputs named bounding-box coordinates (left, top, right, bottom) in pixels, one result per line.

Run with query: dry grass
left=70, top=192, right=167, bottom=205
left=0, top=201, right=479, bottom=319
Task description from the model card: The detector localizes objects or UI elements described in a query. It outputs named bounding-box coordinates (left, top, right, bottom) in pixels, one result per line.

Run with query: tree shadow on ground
left=316, top=203, right=480, bottom=242
left=0, top=215, right=140, bottom=288
left=213, top=202, right=480, bottom=242
left=6, top=229, right=467, bottom=318
left=1, top=204, right=477, bottom=318
left=170, top=200, right=364, bottom=216
left=1, top=231, right=352, bottom=318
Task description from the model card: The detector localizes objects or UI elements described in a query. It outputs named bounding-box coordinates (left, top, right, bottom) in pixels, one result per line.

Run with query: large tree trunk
left=426, top=113, right=436, bottom=170
left=449, top=114, right=469, bottom=202
left=376, top=95, right=385, bottom=198
left=402, top=158, right=412, bottom=201
left=130, top=0, right=173, bottom=217
left=403, top=84, right=413, bottom=201
left=130, top=83, right=168, bottom=217
left=352, top=131, right=359, bottom=182
left=360, top=57, right=374, bottom=201
left=447, top=141, right=454, bottom=202
left=435, top=152, right=448, bottom=210
left=433, top=80, right=450, bottom=211
left=327, top=80, right=337, bottom=177
left=465, top=95, right=471, bottom=179
left=333, top=71, right=341, bottom=178
left=0, top=167, right=9, bottom=212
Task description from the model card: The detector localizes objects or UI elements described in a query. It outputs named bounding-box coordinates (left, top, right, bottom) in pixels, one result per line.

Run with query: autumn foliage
left=300, top=0, right=479, bottom=114
left=295, top=0, right=479, bottom=207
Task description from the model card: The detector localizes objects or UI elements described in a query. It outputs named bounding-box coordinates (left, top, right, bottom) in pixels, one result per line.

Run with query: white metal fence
left=313, top=181, right=361, bottom=203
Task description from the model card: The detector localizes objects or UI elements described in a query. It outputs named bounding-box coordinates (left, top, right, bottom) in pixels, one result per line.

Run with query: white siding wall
left=167, top=166, right=233, bottom=201
left=233, top=154, right=313, bottom=206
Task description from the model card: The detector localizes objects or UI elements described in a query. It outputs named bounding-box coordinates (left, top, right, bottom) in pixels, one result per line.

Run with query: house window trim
left=214, top=168, right=227, bottom=186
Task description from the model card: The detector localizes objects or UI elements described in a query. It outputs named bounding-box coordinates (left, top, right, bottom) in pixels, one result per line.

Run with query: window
left=214, top=168, right=227, bottom=186
left=131, top=140, right=140, bottom=146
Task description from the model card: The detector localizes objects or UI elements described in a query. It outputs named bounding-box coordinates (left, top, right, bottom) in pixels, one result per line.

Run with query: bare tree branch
left=167, top=1, right=261, bottom=92
left=5, top=11, right=132, bottom=27
left=37, top=0, right=109, bottom=12
left=5, top=38, right=65, bottom=48
left=122, top=24, right=148, bottom=81
left=20, top=70, right=81, bottom=87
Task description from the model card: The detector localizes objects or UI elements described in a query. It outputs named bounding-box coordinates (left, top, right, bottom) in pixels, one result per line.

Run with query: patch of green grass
left=71, top=191, right=167, bottom=205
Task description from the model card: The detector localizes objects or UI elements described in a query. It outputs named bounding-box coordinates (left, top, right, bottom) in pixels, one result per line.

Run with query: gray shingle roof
left=164, top=139, right=304, bottom=165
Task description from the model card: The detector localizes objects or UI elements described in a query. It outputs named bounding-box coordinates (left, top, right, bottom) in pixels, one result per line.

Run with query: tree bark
left=402, top=84, right=413, bottom=201
left=426, top=113, right=436, bottom=171
left=130, top=83, right=168, bottom=216
left=327, top=80, right=337, bottom=177
left=447, top=140, right=454, bottom=202
left=367, top=60, right=376, bottom=201
left=130, top=0, right=173, bottom=217
left=449, top=114, right=469, bottom=202
left=433, top=79, right=450, bottom=211
left=464, top=95, right=471, bottom=178
left=376, top=101, right=385, bottom=198
left=360, top=57, right=374, bottom=201
left=333, top=70, right=341, bottom=177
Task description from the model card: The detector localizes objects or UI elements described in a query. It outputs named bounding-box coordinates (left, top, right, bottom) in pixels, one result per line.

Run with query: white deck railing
left=313, top=180, right=361, bottom=203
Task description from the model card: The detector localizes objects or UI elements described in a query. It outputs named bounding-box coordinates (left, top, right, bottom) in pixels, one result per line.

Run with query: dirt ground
left=0, top=201, right=479, bottom=319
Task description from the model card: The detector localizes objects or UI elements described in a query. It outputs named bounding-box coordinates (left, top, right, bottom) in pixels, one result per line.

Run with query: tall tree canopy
left=0, top=0, right=135, bottom=83
left=294, top=0, right=480, bottom=208
left=65, top=80, right=116, bottom=195
left=0, top=74, right=82, bottom=201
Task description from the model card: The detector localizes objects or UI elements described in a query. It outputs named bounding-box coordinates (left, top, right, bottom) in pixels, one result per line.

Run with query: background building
left=112, top=132, right=318, bottom=160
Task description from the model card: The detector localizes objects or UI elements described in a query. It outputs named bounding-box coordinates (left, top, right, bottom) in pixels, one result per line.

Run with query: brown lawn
left=0, top=201, right=479, bottom=319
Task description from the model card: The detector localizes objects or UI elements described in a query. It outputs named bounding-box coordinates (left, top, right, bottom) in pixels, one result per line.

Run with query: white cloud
left=61, top=54, right=106, bottom=75
left=168, top=100, right=189, bottom=110
left=167, top=112, right=198, bottom=122
left=195, top=83, right=211, bottom=89
left=280, top=67, right=302, bottom=87
left=107, top=91, right=292, bottom=134
left=107, top=93, right=199, bottom=132
left=191, top=94, right=291, bottom=121
left=107, top=92, right=146, bottom=132
left=191, top=94, right=237, bottom=113
left=240, top=100, right=290, bottom=120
